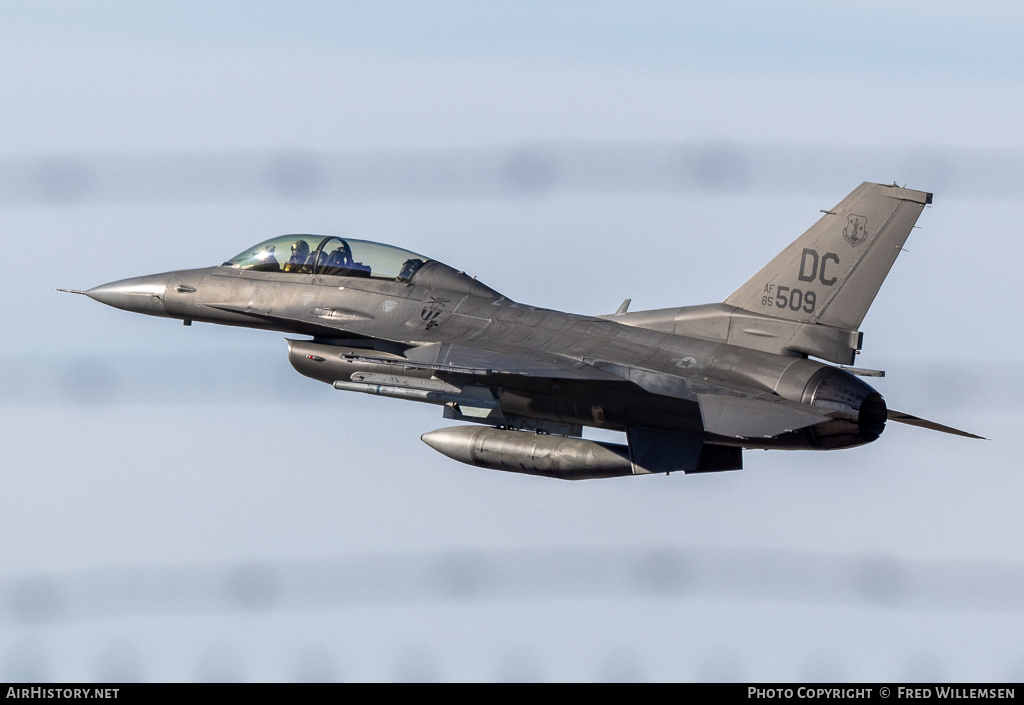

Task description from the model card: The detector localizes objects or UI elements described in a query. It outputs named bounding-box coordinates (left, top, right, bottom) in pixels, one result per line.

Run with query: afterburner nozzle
left=83, top=273, right=171, bottom=317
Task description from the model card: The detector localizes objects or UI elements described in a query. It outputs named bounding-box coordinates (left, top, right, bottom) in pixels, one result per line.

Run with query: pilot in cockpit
left=325, top=242, right=354, bottom=270
left=251, top=245, right=280, bottom=272
left=284, top=240, right=312, bottom=273
left=320, top=240, right=372, bottom=277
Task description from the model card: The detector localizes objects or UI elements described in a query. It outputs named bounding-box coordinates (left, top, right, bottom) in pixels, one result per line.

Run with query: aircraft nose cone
left=85, top=273, right=171, bottom=316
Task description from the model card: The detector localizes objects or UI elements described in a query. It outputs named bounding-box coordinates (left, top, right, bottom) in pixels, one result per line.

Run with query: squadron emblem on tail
left=843, top=214, right=869, bottom=247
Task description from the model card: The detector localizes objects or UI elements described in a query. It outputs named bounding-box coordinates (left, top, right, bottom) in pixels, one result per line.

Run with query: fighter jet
left=62, top=182, right=981, bottom=479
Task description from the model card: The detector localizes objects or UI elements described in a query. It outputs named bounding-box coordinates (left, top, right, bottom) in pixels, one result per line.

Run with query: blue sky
left=5, top=2, right=1023, bottom=77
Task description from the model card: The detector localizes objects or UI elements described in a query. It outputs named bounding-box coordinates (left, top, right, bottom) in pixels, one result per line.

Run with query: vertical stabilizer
left=725, top=182, right=931, bottom=330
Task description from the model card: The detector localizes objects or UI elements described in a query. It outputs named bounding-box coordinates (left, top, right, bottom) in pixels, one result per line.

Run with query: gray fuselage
left=100, top=259, right=883, bottom=451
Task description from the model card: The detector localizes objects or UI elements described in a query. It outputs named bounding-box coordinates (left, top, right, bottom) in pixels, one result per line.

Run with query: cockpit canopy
left=223, top=235, right=429, bottom=282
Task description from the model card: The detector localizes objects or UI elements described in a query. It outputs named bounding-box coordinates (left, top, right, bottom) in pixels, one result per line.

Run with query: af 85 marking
left=760, top=284, right=817, bottom=313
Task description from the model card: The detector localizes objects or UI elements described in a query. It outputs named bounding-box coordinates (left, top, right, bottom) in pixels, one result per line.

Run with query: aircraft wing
left=405, top=343, right=837, bottom=435
left=401, top=342, right=629, bottom=382
left=394, top=342, right=840, bottom=439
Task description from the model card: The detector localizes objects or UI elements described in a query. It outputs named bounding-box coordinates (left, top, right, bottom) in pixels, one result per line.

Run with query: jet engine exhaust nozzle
left=802, top=368, right=888, bottom=449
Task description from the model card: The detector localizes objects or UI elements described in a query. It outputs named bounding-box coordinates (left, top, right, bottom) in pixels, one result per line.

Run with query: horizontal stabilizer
left=887, top=410, right=985, bottom=440
left=699, top=394, right=832, bottom=439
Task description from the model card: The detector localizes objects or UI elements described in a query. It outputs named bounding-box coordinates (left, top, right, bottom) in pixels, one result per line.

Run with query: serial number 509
left=761, top=286, right=816, bottom=313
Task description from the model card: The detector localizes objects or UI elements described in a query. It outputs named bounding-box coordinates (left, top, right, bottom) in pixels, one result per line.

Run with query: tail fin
left=725, top=182, right=931, bottom=330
